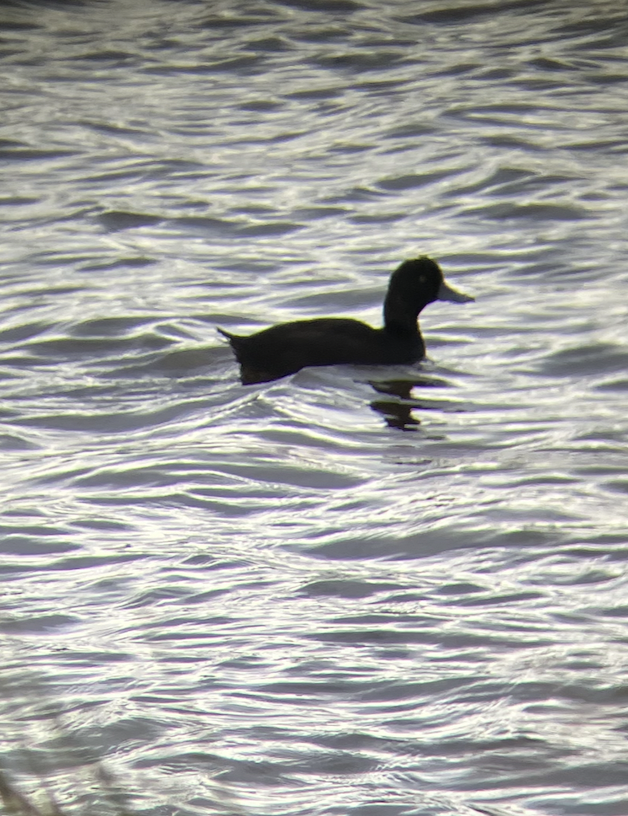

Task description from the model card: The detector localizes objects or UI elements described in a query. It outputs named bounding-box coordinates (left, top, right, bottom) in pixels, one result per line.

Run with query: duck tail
left=217, top=327, right=234, bottom=342
left=217, top=327, right=246, bottom=354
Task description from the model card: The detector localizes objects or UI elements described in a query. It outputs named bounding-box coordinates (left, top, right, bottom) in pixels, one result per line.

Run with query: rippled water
left=1, top=1, right=628, bottom=814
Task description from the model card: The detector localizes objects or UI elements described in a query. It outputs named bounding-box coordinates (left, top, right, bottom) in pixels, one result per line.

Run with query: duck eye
left=418, top=275, right=426, bottom=283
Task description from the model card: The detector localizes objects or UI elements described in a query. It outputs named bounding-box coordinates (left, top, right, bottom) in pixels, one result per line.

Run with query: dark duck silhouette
left=219, top=256, right=474, bottom=385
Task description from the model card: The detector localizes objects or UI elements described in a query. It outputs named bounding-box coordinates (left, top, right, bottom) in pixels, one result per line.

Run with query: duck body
left=219, top=257, right=473, bottom=385
left=220, top=318, right=425, bottom=385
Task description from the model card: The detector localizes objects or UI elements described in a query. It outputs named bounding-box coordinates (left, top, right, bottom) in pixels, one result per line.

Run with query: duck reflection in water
left=369, top=376, right=451, bottom=431
left=219, top=256, right=473, bottom=389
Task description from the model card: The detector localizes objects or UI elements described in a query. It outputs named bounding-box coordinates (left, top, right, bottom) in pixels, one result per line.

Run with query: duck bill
left=437, top=280, right=474, bottom=303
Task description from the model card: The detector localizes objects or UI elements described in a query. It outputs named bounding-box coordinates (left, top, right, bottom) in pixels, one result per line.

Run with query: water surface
left=1, top=1, right=627, bottom=814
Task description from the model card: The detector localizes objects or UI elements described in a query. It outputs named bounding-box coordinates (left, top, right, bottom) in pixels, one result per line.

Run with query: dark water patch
left=356, top=77, right=411, bottom=93
left=0, top=18, right=40, bottom=31
left=143, top=54, right=265, bottom=75
left=350, top=212, right=404, bottom=224
left=300, top=579, right=401, bottom=599
left=23, top=333, right=173, bottom=359
left=47, top=552, right=151, bottom=573
left=476, top=66, right=517, bottom=80
left=277, top=0, right=362, bottom=13
left=384, top=122, right=439, bottom=139
left=0, top=147, right=78, bottom=162
left=73, top=464, right=195, bottom=490
left=312, top=50, right=405, bottom=72
left=528, top=56, right=574, bottom=72
left=311, top=625, right=551, bottom=651
left=124, top=585, right=193, bottom=608
left=538, top=343, right=628, bottom=377
left=595, top=377, right=628, bottom=392
left=13, top=401, right=208, bottom=434
left=0, top=321, right=51, bottom=343
left=80, top=120, right=151, bottom=137
left=160, top=490, right=315, bottom=516
left=0, top=614, right=81, bottom=634
left=311, top=525, right=563, bottom=561
left=199, top=8, right=287, bottom=29
left=97, top=210, right=163, bottom=231
left=435, top=582, right=484, bottom=596
left=169, top=215, right=305, bottom=239
left=514, top=75, right=575, bottom=92
left=0, top=531, right=78, bottom=556
left=239, top=98, right=283, bottom=112
left=247, top=36, right=293, bottom=52
left=68, top=49, right=137, bottom=65
left=293, top=750, right=377, bottom=776
left=325, top=185, right=388, bottom=203
left=377, top=171, right=455, bottom=191
left=284, top=86, right=344, bottom=100
left=96, top=345, right=225, bottom=379
left=71, top=316, right=156, bottom=337
left=432, top=61, right=481, bottom=77
left=492, top=172, right=580, bottom=196
left=0, top=432, right=38, bottom=450
left=399, top=0, right=548, bottom=25
left=466, top=202, right=588, bottom=221
left=290, top=206, right=347, bottom=220
left=480, top=133, right=547, bottom=150
left=450, top=590, right=545, bottom=607
left=71, top=517, right=131, bottom=533
left=237, top=221, right=304, bottom=237
left=0, top=138, right=27, bottom=149
left=552, top=8, right=628, bottom=35
left=0, top=195, right=40, bottom=206
left=79, top=164, right=153, bottom=185
left=0, top=352, right=59, bottom=367
left=586, top=69, right=628, bottom=86
left=460, top=101, right=558, bottom=116
left=564, top=138, right=628, bottom=152
left=259, top=129, right=307, bottom=144
left=168, top=215, right=240, bottom=235
left=598, top=605, right=628, bottom=619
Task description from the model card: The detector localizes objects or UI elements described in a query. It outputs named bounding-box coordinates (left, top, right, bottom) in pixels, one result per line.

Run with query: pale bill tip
left=437, top=280, right=474, bottom=303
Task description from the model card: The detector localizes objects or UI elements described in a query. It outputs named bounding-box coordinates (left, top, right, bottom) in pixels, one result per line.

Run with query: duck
left=219, top=256, right=474, bottom=385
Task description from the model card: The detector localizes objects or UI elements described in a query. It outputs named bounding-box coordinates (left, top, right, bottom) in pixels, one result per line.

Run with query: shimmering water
left=1, top=1, right=627, bottom=814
